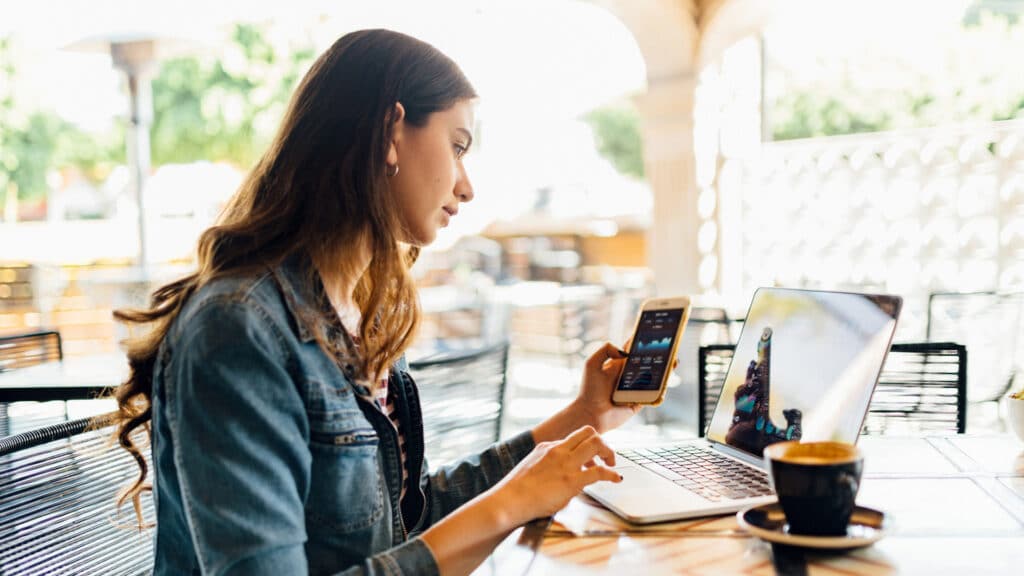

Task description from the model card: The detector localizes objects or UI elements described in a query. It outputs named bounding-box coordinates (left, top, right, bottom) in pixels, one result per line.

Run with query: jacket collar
left=271, top=251, right=334, bottom=344
left=272, top=251, right=411, bottom=393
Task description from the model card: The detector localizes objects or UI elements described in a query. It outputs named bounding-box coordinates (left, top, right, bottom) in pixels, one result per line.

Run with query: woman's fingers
left=561, top=425, right=598, bottom=451
left=571, top=433, right=616, bottom=468
left=555, top=426, right=617, bottom=469
left=578, top=464, right=622, bottom=486
left=585, top=342, right=626, bottom=373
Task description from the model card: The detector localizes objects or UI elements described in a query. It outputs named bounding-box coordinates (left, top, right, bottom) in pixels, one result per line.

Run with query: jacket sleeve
left=420, top=430, right=536, bottom=527
left=165, top=298, right=439, bottom=576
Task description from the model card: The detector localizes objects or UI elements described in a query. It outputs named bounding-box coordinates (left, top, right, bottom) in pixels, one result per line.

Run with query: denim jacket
left=150, top=254, right=535, bottom=575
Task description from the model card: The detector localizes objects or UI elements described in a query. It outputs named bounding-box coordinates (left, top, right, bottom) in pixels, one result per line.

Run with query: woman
left=111, top=29, right=639, bottom=576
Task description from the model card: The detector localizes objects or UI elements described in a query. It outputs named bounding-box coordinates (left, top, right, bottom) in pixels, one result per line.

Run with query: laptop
left=584, top=287, right=903, bottom=524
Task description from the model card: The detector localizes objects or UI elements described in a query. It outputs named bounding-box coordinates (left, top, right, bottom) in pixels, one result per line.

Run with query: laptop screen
left=706, top=288, right=902, bottom=457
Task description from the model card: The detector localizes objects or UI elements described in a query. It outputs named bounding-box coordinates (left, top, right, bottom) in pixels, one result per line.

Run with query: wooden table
left=0, top=353, right=128, bottom=402
left=483, top=435, right=1024, bottom=575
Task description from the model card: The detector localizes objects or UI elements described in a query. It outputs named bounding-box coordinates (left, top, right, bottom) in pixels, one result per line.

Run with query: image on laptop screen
left=706, top=288, right=901, bottom=457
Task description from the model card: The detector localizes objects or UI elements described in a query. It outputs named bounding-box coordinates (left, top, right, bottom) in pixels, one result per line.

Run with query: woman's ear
left=387, top=102, right=406, bottom=167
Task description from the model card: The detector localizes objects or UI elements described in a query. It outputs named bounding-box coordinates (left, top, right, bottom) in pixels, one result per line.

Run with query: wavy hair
left=109, top=29, right=476, bottom=526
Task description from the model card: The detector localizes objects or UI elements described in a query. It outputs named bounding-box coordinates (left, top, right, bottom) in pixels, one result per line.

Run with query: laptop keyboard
left=617, top=445, right=774, bottom=503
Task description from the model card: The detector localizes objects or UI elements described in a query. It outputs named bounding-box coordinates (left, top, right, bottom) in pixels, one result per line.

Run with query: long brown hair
left=110, top=29, right=476, bottom=525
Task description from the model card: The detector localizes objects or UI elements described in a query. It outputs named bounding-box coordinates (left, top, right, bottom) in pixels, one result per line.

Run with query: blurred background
left=3, top=0, right=1024, bottom=441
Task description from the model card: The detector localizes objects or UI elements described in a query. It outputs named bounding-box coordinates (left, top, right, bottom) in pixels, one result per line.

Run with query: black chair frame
left=698, top=342, right=968, bottom=437
left=409, top=341, right=510, bottom=465
left=0, top=329, right=63, bottom=373
left=0, top=411, right=154, bottom=575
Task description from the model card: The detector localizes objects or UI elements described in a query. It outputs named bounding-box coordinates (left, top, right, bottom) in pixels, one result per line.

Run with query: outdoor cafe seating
left=0, top=413, right=154, bottom=574
left=2, top=295, right=1024, bottom=575
left=0, top=337, right=515, bottom=575
left=0, top=330, right=70, bottom=437
left=409, top=341, right=510, bottom=466
left=0, top=330, right=63, bottom=372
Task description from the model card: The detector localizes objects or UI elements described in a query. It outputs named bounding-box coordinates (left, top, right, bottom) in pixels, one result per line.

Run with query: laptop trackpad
left=583, top=465, right=709, bottom=521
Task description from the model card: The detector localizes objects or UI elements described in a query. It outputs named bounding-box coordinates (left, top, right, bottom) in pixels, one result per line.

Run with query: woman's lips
left=442, top=206, right=457, bottom=226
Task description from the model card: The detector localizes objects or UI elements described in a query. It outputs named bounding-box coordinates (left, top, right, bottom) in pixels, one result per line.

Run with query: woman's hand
left=529, top=341, right=668, bottom=445
left=492, top=425, right=621, bottom=526
left=572, top=342, right=642, bottom=433
left=421, top=427, right=621, bottom=573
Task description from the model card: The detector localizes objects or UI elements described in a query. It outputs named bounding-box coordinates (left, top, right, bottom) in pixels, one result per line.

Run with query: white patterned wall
left=721, top=121, right=1024, bottom=339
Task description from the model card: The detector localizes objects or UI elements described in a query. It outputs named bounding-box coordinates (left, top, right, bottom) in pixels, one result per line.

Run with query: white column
left=635, top=74, right=701, bottom=296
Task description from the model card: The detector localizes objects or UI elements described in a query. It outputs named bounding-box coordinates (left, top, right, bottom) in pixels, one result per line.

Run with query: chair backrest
left=697, top=345, right=735, bottom=437
left=0, top=330, right=63, bottom=372
left=0, top=405, right=82, bottom=439
left=0, top=413, right=154, bottom=574
left=698, top=342, right=967, bottom=437
left=678, top=308, right=732, bottom=377
left=0, top=330, right=67, bottom=439
left=926, top=291, right=1023, bottom=402
left=409, top=341, right=510, bottom=466
left=862, top=342, right=967, bottom=435
left=675, top=308, right=733, bottom=388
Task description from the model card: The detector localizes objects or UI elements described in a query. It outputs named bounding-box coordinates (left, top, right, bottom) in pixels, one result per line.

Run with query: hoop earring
left=386, top=163, right=400, bottom=178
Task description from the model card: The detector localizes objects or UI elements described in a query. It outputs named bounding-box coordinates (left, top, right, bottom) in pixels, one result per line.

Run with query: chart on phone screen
left=619, top=309, right=684, bottom=391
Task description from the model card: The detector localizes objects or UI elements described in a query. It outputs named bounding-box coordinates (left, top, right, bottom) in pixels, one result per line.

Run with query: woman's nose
left=456, top=169, right=474, bottom=203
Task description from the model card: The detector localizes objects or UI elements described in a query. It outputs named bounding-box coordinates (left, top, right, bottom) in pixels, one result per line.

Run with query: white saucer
left=737, top=503, right=889, bottom=549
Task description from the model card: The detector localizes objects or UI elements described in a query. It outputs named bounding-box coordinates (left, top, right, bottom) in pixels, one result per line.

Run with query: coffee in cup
left=763, top=441, right=863, bottom=536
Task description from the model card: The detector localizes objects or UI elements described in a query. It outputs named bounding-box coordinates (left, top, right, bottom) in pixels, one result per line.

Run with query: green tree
left=1, top=36, right=124, bottom=221
left=768, top=10, right=1024, bottom=140
left=150, top=23, right=315, bottom=169
left=583, top=104, right=645, bottom=179
left=3, top=113, right=62, bottom=201
left=53, top=121, right=124, bottom=185
left=1, top=36, right=62, bottom=218
left=1, top=23, right=311, bottom=221
left=770, top=92, right=893, bottom=141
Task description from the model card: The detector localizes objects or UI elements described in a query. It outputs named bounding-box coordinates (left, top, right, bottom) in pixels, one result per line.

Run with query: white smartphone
left=611, top=296, right=691, bottom=405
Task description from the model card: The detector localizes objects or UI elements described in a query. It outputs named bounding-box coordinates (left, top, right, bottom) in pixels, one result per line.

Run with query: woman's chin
left=406, top=230, right=435, bottom=247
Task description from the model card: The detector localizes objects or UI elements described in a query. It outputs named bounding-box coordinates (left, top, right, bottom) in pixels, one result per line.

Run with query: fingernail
left=617, top=473, right=624, bottom=481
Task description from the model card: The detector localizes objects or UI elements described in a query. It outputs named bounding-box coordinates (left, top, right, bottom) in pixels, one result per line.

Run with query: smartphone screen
left=616, top=308, right=686, bottom=391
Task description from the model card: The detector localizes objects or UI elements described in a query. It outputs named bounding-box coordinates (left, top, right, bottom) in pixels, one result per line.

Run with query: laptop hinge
left=709, top=441, right=766, bottom=469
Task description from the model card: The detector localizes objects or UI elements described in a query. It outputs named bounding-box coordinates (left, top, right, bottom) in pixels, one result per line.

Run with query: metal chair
left=0, top=330, right=66, bottom=437
left=697, top=344, right=735, bottom=437
left=862, top=342, right=967, bottom=435
left=698, top=342, right=967, bottom=436
left=409, top=341, right=510, bottom=467
left=0, top=329, right=63, bottom=372
left=926, top=291, right=1023, bottom=405
left=0, top=412, right=154, bottom=574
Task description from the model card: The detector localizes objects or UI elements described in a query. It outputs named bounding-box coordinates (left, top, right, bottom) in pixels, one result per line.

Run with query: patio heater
left=65, top=34, right=174, bottom=280
left=114, top=39, right=156, bottom=278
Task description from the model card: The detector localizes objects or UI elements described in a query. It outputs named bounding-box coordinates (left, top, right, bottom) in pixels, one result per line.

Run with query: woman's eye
left=454, top=143, right=468, bottom=159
